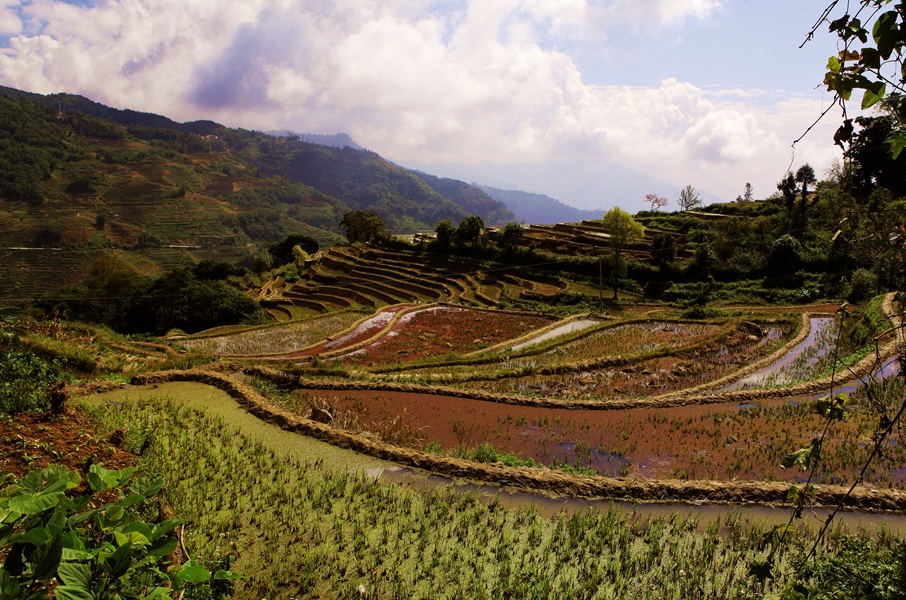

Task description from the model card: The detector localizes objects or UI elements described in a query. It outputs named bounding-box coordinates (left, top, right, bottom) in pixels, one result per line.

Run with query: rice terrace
left=4, top=73, right=906, bottom=596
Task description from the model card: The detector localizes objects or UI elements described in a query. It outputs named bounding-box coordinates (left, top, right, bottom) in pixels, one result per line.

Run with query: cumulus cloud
left=0, top=0, right=22, bottom=35
left=0, top=0, right=838, bottom=204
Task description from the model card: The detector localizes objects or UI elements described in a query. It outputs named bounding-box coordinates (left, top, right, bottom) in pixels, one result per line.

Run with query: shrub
left=847, top=268, right=878, bottom=303
left=0, top=351, right=61, bottom=414
left=0, top=465, right=239, bottom=599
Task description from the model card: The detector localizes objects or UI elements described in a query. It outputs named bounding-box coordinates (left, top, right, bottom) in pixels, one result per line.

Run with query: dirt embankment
left=131, top=368, right=906, bottom=512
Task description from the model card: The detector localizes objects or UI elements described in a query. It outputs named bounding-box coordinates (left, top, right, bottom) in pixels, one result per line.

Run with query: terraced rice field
left=181, top=311, right=366, bottom=355
left=338, top=306, right=557, bottom=366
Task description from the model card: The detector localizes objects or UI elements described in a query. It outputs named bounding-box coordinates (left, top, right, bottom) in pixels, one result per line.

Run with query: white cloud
left=0, top=0, right=22, bottom=35
left=0, top=0, right=839, bottom=205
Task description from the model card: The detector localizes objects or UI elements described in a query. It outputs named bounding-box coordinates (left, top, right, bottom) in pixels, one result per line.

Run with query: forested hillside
left=0, top=87, right=514, bottom=299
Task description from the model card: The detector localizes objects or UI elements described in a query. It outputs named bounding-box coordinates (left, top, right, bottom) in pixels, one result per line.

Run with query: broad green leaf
left=861, top=82, right=886, bottom=109
left=130, top=475, right=162, bottom=499
left=213, top=569, right=243, bottom=581
left=62, top=548, right=94, bottom=561
left=814, top=393, right=848, bottom=420
left=54, top=585, right=95, bottom=600
left=106, top=542, right=133, bottom=578
left=104, top=505, right=125, bottom=524
left=16, top=526, right=51, bottom=547
left=0, top=570, right=22, bottom=598
left=175, top=561, right=212, bottom=584
left=122, top=521, right=153, bottom=542
left=8, top=492, right=64, bottom=515
left=113, top=530, right=150, bottom=548
left=30, top=533, right=63, bottom=581
left=143, top=587, right=174, bottom=600
left=57, top=563, right=92, bottom=587
left=151, top=519, right=183, bottom=540
left=146, top=537, right=178, bottom=558
left=782, top=438, right=822, bottom=471
left=887, top=129, right=906, bottom=159
left=786, top=485, right=800, bottom=503
left=748, top=558, right=774, bottom=582
left=874, top=11, right=900, bottom=58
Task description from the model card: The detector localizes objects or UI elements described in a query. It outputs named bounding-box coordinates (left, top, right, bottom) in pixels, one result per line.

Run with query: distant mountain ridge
left=0, top=85, right=514, bottom=298
left=268, top=130, right=365, bottom=151
left=0, top=85, right=513, bottom=231
left=479, top=185, right=604, bottom=224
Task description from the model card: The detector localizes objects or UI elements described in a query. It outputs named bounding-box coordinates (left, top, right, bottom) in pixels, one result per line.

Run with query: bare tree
left=677, top=185, right=702, bottom=212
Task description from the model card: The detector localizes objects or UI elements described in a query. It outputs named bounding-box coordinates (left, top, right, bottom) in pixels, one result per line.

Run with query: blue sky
left=0, top=0, right=851, bottom=212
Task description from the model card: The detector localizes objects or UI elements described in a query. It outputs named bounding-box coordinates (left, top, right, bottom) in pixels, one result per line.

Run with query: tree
left=650, top=232, right=677, bottom=266
left=601, top=207, right=645, bottom=299
left=777, top=172, right=798, bottom=218
left=813, top=1, right=906, bottom=156
left=848, top=114, right=906, bottom=199
left=498, top=222, right=523, bottom=252
left=340, top=209, right=385, bottom=244
left=677, top=185, right=702, bottom=212
left=643, top=193, right=669, bottom=211
left=434, top=219, right=456, bottom=252
left=795, top=164, right=817, bottom=213
left=455, top=215, right=485, bottom=249
left=269, top=234, right=319, bottom=266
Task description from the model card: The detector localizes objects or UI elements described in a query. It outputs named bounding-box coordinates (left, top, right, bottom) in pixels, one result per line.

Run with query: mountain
left=0, top=86, right=513, bottom=299
left=478, top=186, right=604, bottom=224
left=268, top=131, right=365, bottom=151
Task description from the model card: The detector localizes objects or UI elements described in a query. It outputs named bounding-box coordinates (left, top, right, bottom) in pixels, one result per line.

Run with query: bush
left=0, top=351, right=61, bottom=414
left=0, top=465, right=239, bottom=599
left=847, top=268, right=878, bottom=303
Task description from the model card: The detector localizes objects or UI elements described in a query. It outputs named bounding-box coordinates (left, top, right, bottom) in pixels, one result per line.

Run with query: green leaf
left=887, top=129, right=906, bottom=159
left=8, top=492, right=64, bottom=515
left=748, top=558, right=774, bottom=582
left=146, top=537, right=178, bottom=558
left=873, top=11, right=900, bottom=58
left=213, top=569, right=243, bottom=581
left=814, top=394, right=848, bottom=421
left=151, top=519, right=183, bottom=540
left=54, top=585, right=95, bottom=600
left=782, top=438, right=822, bottom=471
left=861, top=82, right=886, bottom=109
left=30, top=532, right=63, bottom=581
left=113, top=530, right=149, bottom=548
left=0, top=570, right=23, bottom=598
left=57, top=563, right=92, bottom=587
left=106, top=542, right=133, bottom=579
left=786, top=485, right=800, bottom=503
left=143, top=587, right=174, bottom=600
left=175, top=561, right=212, bottom=584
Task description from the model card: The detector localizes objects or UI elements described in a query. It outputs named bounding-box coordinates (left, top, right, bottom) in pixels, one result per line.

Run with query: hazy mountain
left=478, top=186, right=604, bottom=224
left=268, top=130, right=365, bottom=151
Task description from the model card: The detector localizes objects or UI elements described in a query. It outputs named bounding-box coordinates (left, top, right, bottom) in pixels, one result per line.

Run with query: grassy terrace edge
left=126, top=367, right=906, bottom=512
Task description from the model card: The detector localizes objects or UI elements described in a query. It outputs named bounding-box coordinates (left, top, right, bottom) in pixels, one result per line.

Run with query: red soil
left=299, top=387, right=905, bottom=489
left=340, top=306, right=556, bottom=366
left=0, top=408, right=133, bottom=489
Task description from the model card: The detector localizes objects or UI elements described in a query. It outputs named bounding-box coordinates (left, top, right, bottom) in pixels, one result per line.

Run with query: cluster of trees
left=641, top=185, right=702, bottom=213
left=41, top=255, right=263, bottom=335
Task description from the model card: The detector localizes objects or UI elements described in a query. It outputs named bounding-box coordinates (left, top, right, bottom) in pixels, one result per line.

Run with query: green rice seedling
left=81, top=393, right=906, bottom=598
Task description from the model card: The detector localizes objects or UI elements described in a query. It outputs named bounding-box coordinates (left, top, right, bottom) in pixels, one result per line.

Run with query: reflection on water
left=375, top=466, right=906, bottom=534
left=722, top=317, right=838, bottom=391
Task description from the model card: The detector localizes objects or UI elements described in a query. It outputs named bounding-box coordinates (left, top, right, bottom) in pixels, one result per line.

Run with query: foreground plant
left=0, top=464, right=239, bottom=599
